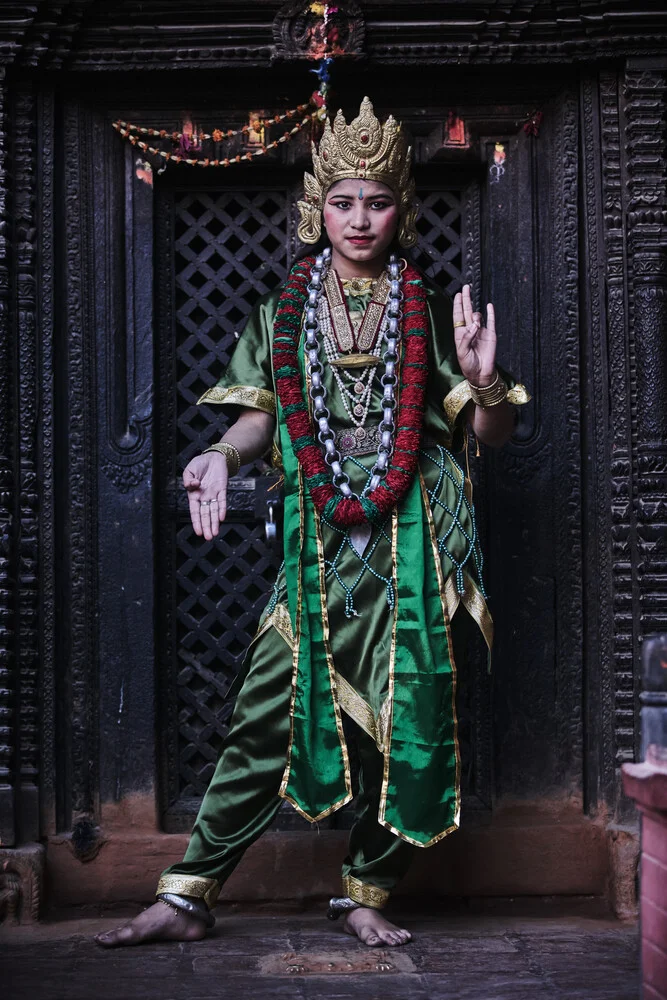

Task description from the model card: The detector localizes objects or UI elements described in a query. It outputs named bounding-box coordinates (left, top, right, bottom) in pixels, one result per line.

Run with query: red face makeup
left=322, top=179, right=399, bottom=277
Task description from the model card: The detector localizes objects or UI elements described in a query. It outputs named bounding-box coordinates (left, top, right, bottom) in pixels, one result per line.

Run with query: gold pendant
left=328, top=354, right=380, bottom=368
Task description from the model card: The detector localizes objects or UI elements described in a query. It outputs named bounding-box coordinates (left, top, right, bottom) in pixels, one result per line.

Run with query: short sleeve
left=196, top=291, right=280, bottom=414
left=422, top=281, right=531, bottom=447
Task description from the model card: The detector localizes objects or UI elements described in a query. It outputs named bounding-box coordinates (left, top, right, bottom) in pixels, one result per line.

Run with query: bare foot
left=343, top=906, right=412, bottom=947
left=94, top=901, right=207, bottom=948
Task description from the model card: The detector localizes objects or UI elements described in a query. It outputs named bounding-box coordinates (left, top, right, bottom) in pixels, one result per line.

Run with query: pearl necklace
left=304, top=248, right=404, bottom=498
left=320, top=301, right=385, bottom=430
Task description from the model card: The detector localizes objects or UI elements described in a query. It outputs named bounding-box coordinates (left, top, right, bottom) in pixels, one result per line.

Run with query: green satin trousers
left=160, top=625, right=416, bottom=900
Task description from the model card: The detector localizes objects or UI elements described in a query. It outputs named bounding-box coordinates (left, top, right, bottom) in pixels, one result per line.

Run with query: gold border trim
left=156, top=874, right=220, bottom=909
left=335, top=672, right=376, bottom=742
left=342, top=874, right=389, bottom=910
left=357, top=271, right=390, bottom=352
left=378, top=508, right=399, bottom=836
left=461, top=576, right=494, bottom=651
left=271, top=438, right=283, bottom=470
left=335, top=672, right=390, bottom=753
left=444, top=570, right=461, bottom=622
left=443, top=379, right=472, bottom=427
left=278, top=468, right=305, bottom=808
left=253, top=602, right=294, bottom=651
left=444, top=572, right=494, bottom=652
left=197, top=384, right=276, bottom=415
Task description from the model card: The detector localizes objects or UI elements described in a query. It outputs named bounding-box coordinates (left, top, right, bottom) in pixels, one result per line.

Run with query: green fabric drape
left=199, top=275, right=526, bottom=846
left=272, top=280, right=459, bottom=846
left=161, top=621, right=415, bottom=894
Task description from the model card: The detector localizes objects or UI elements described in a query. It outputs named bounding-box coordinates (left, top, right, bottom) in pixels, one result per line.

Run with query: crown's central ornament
left=297, top=96, right=418, bottom=248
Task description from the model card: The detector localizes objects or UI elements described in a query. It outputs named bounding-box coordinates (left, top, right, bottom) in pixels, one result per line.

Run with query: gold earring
left=398, top=204, right=418, bottom=249
left=297, top=200, right=322, bottom=244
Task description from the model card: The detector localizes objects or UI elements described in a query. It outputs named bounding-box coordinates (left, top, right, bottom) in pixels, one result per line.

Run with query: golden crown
left=297, top=97, right=418, bottom=248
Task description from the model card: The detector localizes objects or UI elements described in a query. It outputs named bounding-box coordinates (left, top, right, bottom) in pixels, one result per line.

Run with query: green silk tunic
left=198, top=276, right=528, bottom=846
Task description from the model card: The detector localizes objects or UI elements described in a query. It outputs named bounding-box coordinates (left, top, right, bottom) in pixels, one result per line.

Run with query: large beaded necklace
left=272, top=250, right=430, bottom=528
left=305, top=248, right=402, bottom=498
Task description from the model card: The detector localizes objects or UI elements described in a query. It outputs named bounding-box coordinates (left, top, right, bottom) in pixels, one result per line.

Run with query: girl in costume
left=97, top=97, right=529, bottom=950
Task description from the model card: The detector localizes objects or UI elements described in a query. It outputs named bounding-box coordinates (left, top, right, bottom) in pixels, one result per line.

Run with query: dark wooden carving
left=0, top=2, right=664, bottom=875
left=579, top=71, right=616, bottom=810
left=36, top=87, right=56, bottom=838
left=624, top=65, right=667, bottom=776
left=3, top=3, right=667, bottom=71
left=0, top=71, right=15, bottom=847
left=272, top=0, right=365, bottom=61
left=14, top=84, right=39, bottom=844
left=61, top=99, right=98, bottom=826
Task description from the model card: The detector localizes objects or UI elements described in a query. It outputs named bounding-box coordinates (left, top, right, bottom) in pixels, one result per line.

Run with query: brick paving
left=4, top=901, right=639, bottom=1000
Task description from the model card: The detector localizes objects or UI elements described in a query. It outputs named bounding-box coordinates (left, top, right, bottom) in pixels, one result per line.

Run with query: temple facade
left=1, top=0, right=666, bottom=919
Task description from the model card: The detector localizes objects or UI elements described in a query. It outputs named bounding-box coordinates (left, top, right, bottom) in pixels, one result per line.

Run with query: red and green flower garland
left=272, top=256, right=429, bottom=528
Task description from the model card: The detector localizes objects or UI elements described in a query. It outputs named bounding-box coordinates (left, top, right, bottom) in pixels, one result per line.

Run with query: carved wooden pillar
left=624, top=61, right=667, bottom=661
left=600, top=72, right=636, bottom=808
left=60, top=99, right=98, bottom=828
left=0, top=68, right=17, bottom=848
left=14, top=83, right=40, bottom=843
left=36, top=87, right=56, bottom=838
left=579, top=70, right=639, bottom=816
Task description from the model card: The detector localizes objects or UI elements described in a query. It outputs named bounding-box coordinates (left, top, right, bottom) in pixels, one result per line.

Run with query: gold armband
left=468, top=371, right=508, bottom=408
left=204, top=442, right=241, bottom=477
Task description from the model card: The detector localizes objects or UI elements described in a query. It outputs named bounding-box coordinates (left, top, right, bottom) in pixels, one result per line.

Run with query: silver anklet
left=327, top=896, right=361, bottom=921
left=158, top=897, right=183, bottom=919
left=157, top=892, right=215, bottom=929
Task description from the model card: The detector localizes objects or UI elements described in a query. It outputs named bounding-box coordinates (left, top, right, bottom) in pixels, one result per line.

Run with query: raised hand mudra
left=452, top=284, right=498, bottom=386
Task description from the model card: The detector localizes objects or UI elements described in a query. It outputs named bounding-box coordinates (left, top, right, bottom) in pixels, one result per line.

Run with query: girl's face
left=322, top=179, right=399, bottom=271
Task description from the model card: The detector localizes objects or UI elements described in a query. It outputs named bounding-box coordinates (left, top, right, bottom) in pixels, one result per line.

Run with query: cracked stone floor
left=3, top=899, right=639, bottom=1000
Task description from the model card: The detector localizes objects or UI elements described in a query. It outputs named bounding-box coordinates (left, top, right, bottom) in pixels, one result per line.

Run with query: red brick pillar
left=622, top=753, right=667, bottom=998
left=622, top=634, right=667, bottom=997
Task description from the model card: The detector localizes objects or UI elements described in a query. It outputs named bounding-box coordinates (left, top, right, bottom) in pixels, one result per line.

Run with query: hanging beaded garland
left=113, top=105, right=323, bottom=169
left=273, top=250, right=430, bottom=528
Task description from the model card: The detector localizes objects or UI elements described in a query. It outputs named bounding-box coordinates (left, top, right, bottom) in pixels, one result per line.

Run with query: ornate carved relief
left=14, top=85, right=40, bottom=841
left=0, top=75, right=16, bottom=847
left=600, top=73, right=635, bottom=782
left=0, top=2, right=92, bottom=71
left=37, top=88, right=56, bottom=835
left=62, top=101, right=98, bottom=823
left=0, top=843, right=44, bottom=923
left=624, top=66, right=667, bottom=665
left=272, top=1, right=365, bottom=61
left=38, top=4, right=667, bottom=71
left=552, top=91, right=585, bottom=775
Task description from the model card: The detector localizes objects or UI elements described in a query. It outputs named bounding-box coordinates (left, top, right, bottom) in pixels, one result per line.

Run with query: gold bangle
left=204, top=442, right=241, bottom=477
left=468, top=372, right=508, bottom=408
